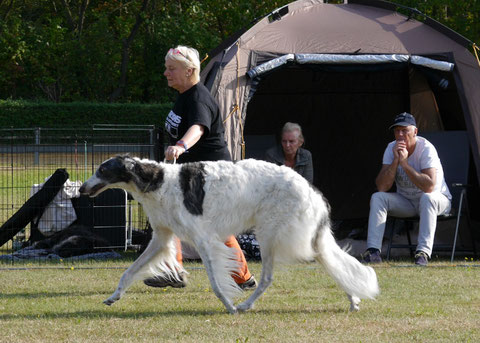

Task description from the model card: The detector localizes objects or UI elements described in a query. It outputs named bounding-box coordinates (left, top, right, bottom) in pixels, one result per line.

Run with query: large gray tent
left=201, top=0, right=480, bottom=220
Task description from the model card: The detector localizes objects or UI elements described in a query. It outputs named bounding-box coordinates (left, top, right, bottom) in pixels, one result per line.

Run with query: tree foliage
left=0, top=0, right=478, bottom=103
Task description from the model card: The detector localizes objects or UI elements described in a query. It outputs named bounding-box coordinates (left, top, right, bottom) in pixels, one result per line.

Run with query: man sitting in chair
left=363, top=112, right=452, bottom=266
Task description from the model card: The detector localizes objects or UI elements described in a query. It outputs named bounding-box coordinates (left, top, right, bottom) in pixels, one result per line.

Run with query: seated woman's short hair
left=282, top=122, right=304, bottom=144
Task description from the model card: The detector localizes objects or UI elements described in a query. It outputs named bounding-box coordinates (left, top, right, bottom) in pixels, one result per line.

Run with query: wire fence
left=0, top=125, right=164, bottom=264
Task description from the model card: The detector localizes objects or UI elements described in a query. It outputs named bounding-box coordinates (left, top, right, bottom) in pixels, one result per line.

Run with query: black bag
left=237, top=233, right=261, bottom=260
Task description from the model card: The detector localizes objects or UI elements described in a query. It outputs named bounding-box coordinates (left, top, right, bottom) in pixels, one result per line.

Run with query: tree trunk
left=109, top=0, right=150, bottom=102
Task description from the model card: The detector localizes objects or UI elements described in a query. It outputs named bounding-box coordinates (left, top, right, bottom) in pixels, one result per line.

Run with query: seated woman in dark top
left=265, top=122, right=313, bottom=183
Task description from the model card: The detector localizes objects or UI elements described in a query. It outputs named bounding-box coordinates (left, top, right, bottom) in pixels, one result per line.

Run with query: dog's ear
left=132, top=160, right=164, bottom=193
left=123, top=156, right=136, bottom=172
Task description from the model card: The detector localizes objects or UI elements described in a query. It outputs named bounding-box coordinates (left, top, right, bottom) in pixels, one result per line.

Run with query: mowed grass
left=0, top=260, right=479, bottom=343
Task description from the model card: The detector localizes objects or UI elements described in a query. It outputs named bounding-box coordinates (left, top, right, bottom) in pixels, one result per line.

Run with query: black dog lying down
left=32, top=224, right=111, bottom=258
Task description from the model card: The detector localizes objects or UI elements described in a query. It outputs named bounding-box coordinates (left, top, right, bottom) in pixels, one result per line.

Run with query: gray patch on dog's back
left=133, top=160, right=164, bottom=193
left=179, top=163, right=206, bottom=215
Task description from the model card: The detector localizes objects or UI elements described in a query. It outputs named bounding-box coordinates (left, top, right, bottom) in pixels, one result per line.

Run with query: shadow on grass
left=0, top=309, right=226, bottom=320
left=0, top=289, right=150, bottom=300
left=0, top=303, right=348, bottom=320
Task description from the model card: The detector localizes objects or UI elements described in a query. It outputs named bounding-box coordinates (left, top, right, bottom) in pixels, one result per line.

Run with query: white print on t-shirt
left=395, top=167, right=422, bottom=199
left=165, top=110, right=182, bottom=138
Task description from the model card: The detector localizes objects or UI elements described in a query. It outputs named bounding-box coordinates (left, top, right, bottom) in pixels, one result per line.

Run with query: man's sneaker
left=238, top=275, right=257, bottom=290
left=144, top=272, right=187, bottom=288
left=362, top=248, right=382, bottom=264
left=414, top=251, right=428, bottom=266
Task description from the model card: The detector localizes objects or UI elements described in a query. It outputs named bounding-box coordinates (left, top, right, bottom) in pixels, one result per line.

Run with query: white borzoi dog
left=79, top=155, right=379, bottom=313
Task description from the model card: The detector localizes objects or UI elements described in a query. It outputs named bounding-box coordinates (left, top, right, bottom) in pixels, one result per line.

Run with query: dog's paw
left=236, top=302, right=254, bottom=312
left=348, top=295, right=360, bottom=312
left=349, top=303, right=360, bottom=312
left=103, top=299, right=114, bottom=306
left=226, top=306, right=238, bottom=315
left=103, top=296, right=118, bottom=306
left=348, top=299, right=360, bottom=312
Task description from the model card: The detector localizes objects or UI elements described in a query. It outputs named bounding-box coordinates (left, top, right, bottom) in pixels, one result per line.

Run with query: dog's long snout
left=78, top=175, right=107, bottom=197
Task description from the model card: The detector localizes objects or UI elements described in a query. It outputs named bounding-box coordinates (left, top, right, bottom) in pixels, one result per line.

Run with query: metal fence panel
left=0, top=126, right=161, bottom=263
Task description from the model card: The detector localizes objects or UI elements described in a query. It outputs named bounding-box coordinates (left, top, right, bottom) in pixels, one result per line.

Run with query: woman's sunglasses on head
left=169, top=48, right=188, bottom=59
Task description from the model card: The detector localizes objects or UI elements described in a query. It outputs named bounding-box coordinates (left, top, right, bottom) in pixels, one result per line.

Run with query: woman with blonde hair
left=143, top=45, right=256, bottom=290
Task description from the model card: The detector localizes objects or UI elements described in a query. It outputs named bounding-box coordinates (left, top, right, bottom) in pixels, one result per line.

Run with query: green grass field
left=1, top=260, right=479, bottom=343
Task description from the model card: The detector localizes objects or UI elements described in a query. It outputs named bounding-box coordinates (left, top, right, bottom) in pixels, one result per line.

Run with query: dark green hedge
left=0, top=100, right=172, bottom=128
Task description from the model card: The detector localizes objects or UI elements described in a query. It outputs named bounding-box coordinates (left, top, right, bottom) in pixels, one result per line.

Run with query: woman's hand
left=164, top=124, right=205, bottom=161
left=165, top=145, right=186, bottom=160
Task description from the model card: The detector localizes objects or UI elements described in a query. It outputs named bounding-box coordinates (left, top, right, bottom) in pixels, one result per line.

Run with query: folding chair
left=385, top=131, right=477, bottom=262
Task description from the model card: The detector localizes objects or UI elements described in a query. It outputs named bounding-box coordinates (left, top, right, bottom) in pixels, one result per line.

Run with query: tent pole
left=473, top=43, right=480, bottom=68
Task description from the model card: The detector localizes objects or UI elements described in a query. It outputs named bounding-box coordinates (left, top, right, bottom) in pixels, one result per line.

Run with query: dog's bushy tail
left=314, top=225, right=379, bottom=300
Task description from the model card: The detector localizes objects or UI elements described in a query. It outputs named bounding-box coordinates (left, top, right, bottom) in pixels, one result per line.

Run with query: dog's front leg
left=104, top=233, right=167, bottom=306
left=104, top=272, right=130, bottom=306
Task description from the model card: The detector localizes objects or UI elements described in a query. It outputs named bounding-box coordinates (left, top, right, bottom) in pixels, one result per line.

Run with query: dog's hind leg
left=348, top=294, right=361, bottom=312
left=237, top=245, right=275, bottom=312
left=104, top=230, right=175, bottom=306
left=194, top=237, right=240, bottom=314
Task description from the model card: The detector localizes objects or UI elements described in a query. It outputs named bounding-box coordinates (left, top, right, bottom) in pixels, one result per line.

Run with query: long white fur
left=81, top=157, right=379, bottom=313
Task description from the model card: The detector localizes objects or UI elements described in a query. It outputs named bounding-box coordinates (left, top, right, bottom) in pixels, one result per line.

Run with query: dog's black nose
left=79, top=184, right=86, bottom=194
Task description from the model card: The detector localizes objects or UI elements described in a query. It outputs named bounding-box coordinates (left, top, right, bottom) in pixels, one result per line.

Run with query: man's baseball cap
left=389, top=112, right=417, bottom=129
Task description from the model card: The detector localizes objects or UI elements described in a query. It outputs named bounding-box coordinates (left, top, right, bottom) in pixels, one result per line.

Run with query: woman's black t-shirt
left=165, top=83, right=230, bottom=162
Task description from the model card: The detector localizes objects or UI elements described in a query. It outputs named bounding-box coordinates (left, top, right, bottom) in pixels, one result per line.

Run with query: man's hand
left=394, top=140, right=408, bottom=165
